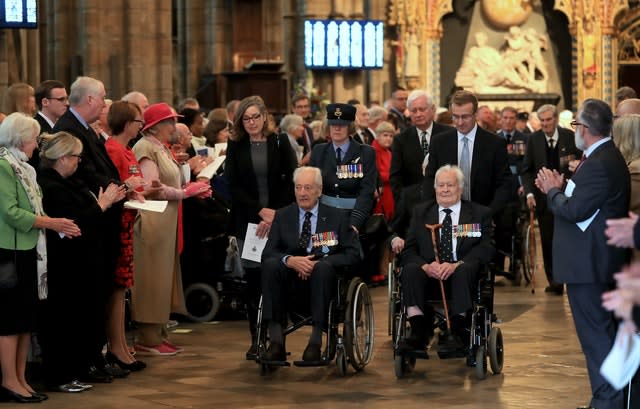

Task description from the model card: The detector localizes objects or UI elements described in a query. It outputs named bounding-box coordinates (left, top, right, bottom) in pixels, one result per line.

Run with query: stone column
left=425, top=35, right=440, bottom=106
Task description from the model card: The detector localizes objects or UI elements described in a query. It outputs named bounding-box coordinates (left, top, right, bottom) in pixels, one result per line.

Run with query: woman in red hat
left=131, top=103, right=211, bottom=356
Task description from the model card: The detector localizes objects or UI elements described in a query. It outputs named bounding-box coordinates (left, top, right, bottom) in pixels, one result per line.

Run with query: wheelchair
left=181, top=235, right=247, bottom=322
left=254, top=272, right=375, bottom=376
left=491, top=197, right=536, bottom=287
left=388, top=258, right=504, bottom=380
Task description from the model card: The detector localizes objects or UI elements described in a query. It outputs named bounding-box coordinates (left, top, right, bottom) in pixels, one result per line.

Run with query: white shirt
left=438, top=201, right=461, bottom=261
left=544, top=128, right=559, bottom=147
left=416, top=122, right=434, bottom=145
left=37, top=111, right=55, bottom=130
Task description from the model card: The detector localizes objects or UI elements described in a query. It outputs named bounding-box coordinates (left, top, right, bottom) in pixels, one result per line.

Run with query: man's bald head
left=616, top=98, right=640, bottom=117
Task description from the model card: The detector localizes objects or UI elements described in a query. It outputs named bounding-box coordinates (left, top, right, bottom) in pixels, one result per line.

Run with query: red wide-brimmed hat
left=142, top=103, right=182, bottom=132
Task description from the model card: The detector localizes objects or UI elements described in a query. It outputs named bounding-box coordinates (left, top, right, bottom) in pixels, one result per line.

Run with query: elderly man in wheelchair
left=259, top=166, right=362, bottom=367
left=399, top=164, right=495, bottom=358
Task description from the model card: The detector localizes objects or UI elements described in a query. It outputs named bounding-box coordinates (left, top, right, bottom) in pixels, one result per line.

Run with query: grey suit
left=547, top=139, right=629, bottom=409
left=521, top=127, right=581, bottom=285
left=261, top=202, right=360, bottom=326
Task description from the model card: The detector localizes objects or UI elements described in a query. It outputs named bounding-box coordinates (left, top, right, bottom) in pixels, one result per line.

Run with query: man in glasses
left=536, top=99, right=629, bottom=409
left=31, top=80, right=69, bottom=169
left=423, top=90, right=511, bottom=219
left=520, top=104, right=581, bottom=295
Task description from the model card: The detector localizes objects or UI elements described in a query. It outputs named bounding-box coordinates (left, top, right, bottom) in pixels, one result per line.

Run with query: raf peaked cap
left=326, top=103, right=356, bottom=125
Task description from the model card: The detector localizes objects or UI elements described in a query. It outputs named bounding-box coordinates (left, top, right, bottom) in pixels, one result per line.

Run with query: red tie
left=574, top=154, right=587, bottom=173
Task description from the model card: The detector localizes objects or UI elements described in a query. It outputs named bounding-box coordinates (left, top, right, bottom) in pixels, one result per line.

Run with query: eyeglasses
left=242, top=114, right=263, bottom=123
left=133, top=119, right=145, bottom=127
left=47, top=96, right=68, bottom=102
left=451, top=114, right=474, bottom=122
left=570, top=120, right=589, bottom=129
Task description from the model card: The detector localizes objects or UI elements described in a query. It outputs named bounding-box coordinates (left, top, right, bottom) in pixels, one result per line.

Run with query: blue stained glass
left=351, top=22, right=363, bottom=68
left=339, top=21, right=351, bottom=67
left=312, top=21, right=326, bottom=67
left=327, top=21, right=339, bottom=67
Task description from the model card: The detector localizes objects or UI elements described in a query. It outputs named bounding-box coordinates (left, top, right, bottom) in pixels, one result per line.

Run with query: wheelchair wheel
left=488, top=327, right=504, bottom=374
left=393, top=354, right=416, bottom=379
left=336, top=349, right=347, bottom=377
left=475, top=346, right=488, bottom=380
left=184, top=283, right=220, bottom=322
left=344, top=278, right=375, bottom=371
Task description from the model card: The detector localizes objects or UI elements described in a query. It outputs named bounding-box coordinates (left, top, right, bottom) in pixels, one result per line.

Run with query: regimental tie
left=336, top=147, right=342, bottom=164
left=439, top=209, right=454, bottom=263
left=299, top=211, right=312, bottom=250
left=548, top=137, right=554, bottom=149
left=420, top=130, right=429, bottom=157
left=460, top=136, right=471, bottom=201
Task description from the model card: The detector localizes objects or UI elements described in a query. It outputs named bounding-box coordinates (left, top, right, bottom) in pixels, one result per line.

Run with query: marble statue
left=455, top=28, right=548, bottom=94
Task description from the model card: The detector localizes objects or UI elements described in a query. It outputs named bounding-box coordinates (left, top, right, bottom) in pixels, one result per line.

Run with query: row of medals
left=312, top=231, right=338, bottom=248
left=452, top=224, right=482, bottom=238
left=336, top=164, right=364, bottom=179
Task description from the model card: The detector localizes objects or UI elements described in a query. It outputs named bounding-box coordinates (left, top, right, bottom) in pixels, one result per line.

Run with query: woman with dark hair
left=0, top=114, right=80, bottom=402
left=38, top=131, right=125, bottom=392
left=104, top=100, right=148, bottom=371
left=225, top=95, right=297, bottom=359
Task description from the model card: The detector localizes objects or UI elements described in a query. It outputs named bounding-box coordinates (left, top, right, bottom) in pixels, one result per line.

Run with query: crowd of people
left=1, top=76, right=639, bottom=408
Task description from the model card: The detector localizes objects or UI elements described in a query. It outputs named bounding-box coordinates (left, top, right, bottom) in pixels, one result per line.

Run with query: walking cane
left=528, top=208, right=537, bottom=294
left=425, top=224, right=452, bottom=331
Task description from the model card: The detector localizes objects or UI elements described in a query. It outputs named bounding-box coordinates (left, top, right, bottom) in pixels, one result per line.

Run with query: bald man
left=616, top=98, right=640, bottom=117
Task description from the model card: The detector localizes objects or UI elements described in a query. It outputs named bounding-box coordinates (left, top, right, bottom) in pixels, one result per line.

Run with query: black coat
left=423, top=126, right=512, bottom=215
left=390, top=123, right=452, bottom=204
left=225, top=133, right=297, bottom=239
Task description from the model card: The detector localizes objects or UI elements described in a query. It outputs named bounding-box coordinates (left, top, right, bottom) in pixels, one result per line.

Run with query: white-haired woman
left=0, top=113, right=80, bottom=402
left=279, top=114, right=305, bottom=164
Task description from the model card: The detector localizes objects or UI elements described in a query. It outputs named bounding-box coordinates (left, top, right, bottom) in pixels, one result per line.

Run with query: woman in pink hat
left=131, top=102, right=211, bottom=356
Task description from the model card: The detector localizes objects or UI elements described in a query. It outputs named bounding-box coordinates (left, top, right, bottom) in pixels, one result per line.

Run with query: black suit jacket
left=53, top=109, right=121, bottom=193
left=548, top=139, right=629, bottom=283
left=390, top=122, right=451, bottom=204
left=30, top=113, right=55, bottom=170
left=521, top=127, right=581, bottom=211
left=402, top=200, right=494, bottom=272
left=262, top=202, right=360, bottom=268
left=423, top=126, right=512, bottom=215
left=310, top=139, right=377, bottom=230
left=225, top=133, right=297, bottom=239
left=388, top=108, right=409, bottom=133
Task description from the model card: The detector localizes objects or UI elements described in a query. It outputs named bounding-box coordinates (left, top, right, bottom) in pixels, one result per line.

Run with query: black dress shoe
left=545, top=283, right=564, bottom=295
left=0, top=386, right=43, bottom=403
left=81, top=366, right=113, bottom=383
left=101, top=363, right=130, bottom=378
left=263, top=343, right=287, bottom=362
left=246, top=342, right=258, bottom=360
left=106, top=351, right=146, bottom=372
left=31, top=392, right=48, bottom=401
left=302, top=343, right=322, bottom=362
left=398, top=333, right=427, bottom=352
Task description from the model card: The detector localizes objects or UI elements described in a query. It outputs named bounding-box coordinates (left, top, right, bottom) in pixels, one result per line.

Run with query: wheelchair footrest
left=437, top=347, right=467, bottom=360
left=293, top=359, right=331, bottom=367
left=397, top=349, right=429, bottom=360
left=258, top=359, right=291, bottom=367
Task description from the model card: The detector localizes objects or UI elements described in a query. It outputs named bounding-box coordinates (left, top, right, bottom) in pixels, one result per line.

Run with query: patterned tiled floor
left=26, top=275, right=604, bottom=409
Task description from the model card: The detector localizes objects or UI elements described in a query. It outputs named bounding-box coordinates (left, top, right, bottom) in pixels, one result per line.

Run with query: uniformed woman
left=309, top=103, right=376, bottom=233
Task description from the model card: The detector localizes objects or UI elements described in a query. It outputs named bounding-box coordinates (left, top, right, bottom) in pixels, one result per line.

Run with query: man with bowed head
left=260, top=166, right=360, bottom=364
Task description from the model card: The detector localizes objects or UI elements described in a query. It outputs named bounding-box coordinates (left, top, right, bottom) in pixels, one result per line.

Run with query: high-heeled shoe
left=0, top=386, right=43, bottom=403
left=105, top=351, right=147, bottom=372
left=31, top=392, right=48, bottom=401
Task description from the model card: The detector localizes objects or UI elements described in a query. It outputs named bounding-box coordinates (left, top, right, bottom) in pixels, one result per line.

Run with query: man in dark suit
left=537, top=99, right=629, bottom=409
left=31, top=80, right=68, bottom=169
left=261, top=166, right=360, bottom=363
left=387, top=89, right=409, bottom=133
left=423, top=90, right=512, bottom=216
left=521, top=104, right=581, bottom=295
left=291, top=94, right=314, bottom=165
left=400, top=165, right=494, bottom=351
left=390, top=89, right=451, bottom=205
left=52, top=76, right=129, bottom=383
left=354, top=104, right=374, bottom=145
